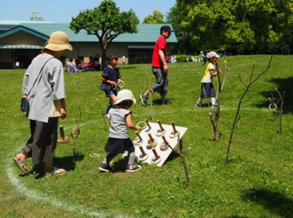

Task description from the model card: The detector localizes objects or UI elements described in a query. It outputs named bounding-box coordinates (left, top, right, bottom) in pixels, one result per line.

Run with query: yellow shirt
left=50, top=100, right=61, bottom=117
left=201, top=63, right=215, bottom=83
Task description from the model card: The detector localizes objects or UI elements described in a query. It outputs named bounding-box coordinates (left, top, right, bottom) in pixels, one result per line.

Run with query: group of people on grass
left=13, top=25, right=221, bottom=176
left=66, top=55, right=100, bottom=73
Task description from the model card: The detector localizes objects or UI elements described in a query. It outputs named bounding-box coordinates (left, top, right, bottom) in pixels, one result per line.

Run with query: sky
left=0, top=0, right=176, bottom=23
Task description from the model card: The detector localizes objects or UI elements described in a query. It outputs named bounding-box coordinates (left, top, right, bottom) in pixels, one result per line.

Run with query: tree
left=166, top=3, right=193, bottom=54
left=168, top=0, right=293, bottom=55
left=69, top=0, right=139, bottom=69
left=142, top=10, right=164, bottom=24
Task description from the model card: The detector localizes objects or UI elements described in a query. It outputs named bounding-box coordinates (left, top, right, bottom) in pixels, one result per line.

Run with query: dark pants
left=150, top=67, right=168, bottom=96
left=22, top=117, right=58, bottom=165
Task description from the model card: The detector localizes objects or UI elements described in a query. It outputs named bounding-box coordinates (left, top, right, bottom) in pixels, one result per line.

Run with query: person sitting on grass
left=67, top=58, right=79, bottom=73
left=99, top=89, right=141, bottom=172
left=80, top=56, right=95, bottom=72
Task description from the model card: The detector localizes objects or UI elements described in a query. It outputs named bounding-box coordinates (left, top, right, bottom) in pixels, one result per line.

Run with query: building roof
left=0, top=22, right=177, bottom=44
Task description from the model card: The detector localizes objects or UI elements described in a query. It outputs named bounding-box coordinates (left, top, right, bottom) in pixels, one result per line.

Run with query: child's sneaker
left=211, top=104, right=222, bottom=108
left=140, top=94, right=147, bottom=106
left=99, top=162, right=113, bottom=172
left=126, top=164, right=141, bottom=172
left=195, top=102, right=202, bottom=107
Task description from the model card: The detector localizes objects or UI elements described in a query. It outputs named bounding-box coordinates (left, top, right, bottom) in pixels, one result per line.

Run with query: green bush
left=175, top=55, right=188, bottom=63
left=175, top=55, right=199, bottom=63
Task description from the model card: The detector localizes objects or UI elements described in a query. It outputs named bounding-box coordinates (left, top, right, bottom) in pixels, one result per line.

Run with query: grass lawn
left=1, top=55, right=293, bottom=218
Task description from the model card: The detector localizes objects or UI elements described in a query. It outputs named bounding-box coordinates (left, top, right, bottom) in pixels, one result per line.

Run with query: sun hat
left=44, top=31, right=72, bottom=51
left=206, top=51, right=220, bottom=59
left=114, top=89, right=136, bottom=105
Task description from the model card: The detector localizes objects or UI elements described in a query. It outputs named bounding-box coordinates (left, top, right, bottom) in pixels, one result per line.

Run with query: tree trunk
left=101, top=48, right=107, bottom=70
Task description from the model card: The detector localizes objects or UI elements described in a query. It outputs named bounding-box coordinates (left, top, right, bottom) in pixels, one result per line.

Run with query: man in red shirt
left=140, top=25, right=173, bottom=105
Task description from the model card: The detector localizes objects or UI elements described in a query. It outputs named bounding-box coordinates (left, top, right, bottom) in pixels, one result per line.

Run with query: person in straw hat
left=13, top=31, right=73, bottom=176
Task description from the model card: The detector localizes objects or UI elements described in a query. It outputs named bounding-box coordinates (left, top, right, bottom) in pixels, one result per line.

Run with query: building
left=0, top=21, right=177, bottom=69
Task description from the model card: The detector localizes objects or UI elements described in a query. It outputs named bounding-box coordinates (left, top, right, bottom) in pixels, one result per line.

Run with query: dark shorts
left=200, top=83, right=216, bottom=98
left=104, top=89, right=117, bottom=98
left=105, top=137, right=134, bottom=154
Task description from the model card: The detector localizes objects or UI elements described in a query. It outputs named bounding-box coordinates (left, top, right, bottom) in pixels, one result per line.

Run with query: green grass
left=1, top=55, right=293, bottom=217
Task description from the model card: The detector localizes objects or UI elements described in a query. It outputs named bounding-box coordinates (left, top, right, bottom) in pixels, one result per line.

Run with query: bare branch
left=238, top=74, right=247, bottom=87
left=225, top=55, right=273, bottom=164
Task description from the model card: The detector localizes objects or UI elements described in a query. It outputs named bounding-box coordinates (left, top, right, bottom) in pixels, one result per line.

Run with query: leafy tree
left=70, top=0, right=139, bottom=69
left=142, top=10, right=164, bottom=24
left=166, top=3, right=193, bottom=54
left=168, top=0, right=293, bottom=54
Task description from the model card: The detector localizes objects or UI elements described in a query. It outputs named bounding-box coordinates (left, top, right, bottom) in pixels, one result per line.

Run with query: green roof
left=12, top=23, right=178, bottom=44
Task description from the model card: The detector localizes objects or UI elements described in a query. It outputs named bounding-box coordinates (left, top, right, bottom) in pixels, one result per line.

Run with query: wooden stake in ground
left=57, top=126, right=69, bottom=144
left=210, top=60, right=227, bottom=141
left=167, top=122, right=191, bottom=186
left=275, top=87, right=285, bottom=135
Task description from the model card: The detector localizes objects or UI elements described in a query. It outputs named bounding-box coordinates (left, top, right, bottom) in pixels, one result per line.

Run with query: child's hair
left=107, top=54, right=118, bottom=62
left=116, top=100, right=133, bottom=109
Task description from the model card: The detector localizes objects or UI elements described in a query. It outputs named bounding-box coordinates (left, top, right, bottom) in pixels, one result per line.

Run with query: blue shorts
left=200, top=83, right=215, bottom=98
left=105, top=89, right=117, bottom=98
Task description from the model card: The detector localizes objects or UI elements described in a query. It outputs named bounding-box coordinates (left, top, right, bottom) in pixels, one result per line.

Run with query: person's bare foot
left=13, top=153, right=28, bottom=173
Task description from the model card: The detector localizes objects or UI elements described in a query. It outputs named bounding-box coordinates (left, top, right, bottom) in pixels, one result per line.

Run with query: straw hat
left=114, top=89, right=136, bottom=105
left=44, top=31, right=72, bottom=51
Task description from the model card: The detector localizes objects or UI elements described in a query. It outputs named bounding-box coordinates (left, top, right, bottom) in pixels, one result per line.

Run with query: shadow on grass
left=54, top=152, right=84, bottom=171
left=110, top=151, right=181, bottom=172
left=224, top=216, right=249, bottom=218
left=164, top=151, right=180, bottom=164
left=33, top=153, right=85, bottom=179
left=242, top=188, right=293, bottom=217
left=195, top=103, right=210, bottom=108
left=152, top=98, right=173, bottom=105
left=256, top=77, right=293, bottom=114
left=112, top=158, right=128, bottom=173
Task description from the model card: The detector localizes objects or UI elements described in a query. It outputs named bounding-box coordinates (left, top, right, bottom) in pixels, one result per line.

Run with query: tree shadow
left=242, top=188, right=293, bottom=217
left=256, top=77, right=293, bottom=114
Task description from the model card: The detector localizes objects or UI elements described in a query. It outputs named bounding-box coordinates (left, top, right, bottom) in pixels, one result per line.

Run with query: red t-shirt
left=85, top=60, right=95, bottom=70
left=152, top=35, right=166, bottom=68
